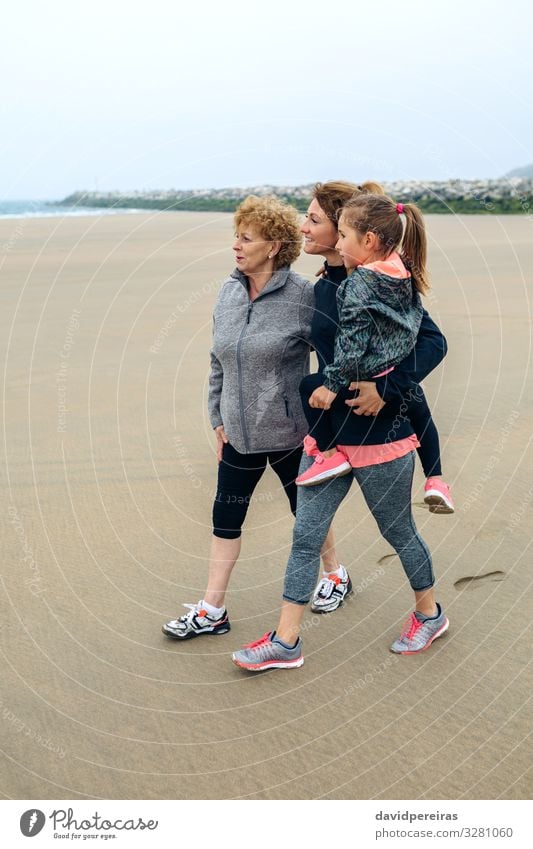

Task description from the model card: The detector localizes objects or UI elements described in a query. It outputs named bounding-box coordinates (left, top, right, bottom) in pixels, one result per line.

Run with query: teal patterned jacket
left=322, top=266, right=424, bottom=393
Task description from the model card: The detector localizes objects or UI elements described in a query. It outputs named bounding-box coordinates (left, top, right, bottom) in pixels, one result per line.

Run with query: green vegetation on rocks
left=59, top=180, right=533, bottom=216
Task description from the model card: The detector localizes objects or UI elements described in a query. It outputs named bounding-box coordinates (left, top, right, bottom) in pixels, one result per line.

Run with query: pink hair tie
left=396, top=203, right=404, bottom=214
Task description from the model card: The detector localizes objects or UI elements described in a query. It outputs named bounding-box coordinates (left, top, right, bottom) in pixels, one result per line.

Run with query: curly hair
left=234, top=195, right=302, bottom=269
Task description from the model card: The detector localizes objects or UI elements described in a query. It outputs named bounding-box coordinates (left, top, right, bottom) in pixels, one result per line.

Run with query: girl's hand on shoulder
left=214, top=425, right=229, bottom=462
left=345, top=381, right=386, bottom=416
left=309, top=386, right=337, bottom=410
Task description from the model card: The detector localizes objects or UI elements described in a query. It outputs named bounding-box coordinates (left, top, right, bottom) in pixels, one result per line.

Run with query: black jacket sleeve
left=374, top=310, right=447, bottom=405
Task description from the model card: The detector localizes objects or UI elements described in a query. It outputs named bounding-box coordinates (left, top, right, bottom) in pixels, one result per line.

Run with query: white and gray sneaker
left=390, top=603, right=449, bottom=654
left=232, top=631, right=304, bottom=671
left=311, top=567, right=353, bottom=614
left=162, top=601, right=231, bottom=640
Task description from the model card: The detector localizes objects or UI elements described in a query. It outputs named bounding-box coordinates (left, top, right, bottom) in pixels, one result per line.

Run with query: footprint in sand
left=377, top=554, right=398, bottom=565
left=454, top=571, right=505, bottom=591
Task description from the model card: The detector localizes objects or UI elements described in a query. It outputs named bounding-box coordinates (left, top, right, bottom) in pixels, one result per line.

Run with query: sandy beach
left=1, top=210, right=532, bottom=800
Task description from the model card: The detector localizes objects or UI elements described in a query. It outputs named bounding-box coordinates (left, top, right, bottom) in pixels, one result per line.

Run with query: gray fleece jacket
left=208, top=266, right=314, bottom=453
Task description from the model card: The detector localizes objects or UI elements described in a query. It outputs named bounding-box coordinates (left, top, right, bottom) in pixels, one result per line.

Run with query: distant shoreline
left=58, top=180, right=533, bottom=216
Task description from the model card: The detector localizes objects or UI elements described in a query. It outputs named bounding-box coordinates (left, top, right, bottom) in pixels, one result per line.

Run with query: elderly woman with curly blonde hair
left=162, top=194, right=342, bottom=640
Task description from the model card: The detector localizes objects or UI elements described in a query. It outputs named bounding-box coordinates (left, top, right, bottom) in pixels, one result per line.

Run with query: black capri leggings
left=212, top=442, right=303, bottom=539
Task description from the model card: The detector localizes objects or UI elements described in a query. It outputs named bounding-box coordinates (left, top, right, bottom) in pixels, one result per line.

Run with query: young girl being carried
left=295, top=193, right=454, bottom=514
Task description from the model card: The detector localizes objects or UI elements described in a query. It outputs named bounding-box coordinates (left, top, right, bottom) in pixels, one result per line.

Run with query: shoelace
left=179, top=601, right=207, bottom=624
left=242, top=632, right=272, bottom=650
left=303, top=435, right=321, bottom=458
left=317, top=574, right=341, bottom=598
left=400, top=613, right=423, bottom=641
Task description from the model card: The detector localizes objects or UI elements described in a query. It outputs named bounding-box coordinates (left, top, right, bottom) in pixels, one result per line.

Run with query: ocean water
left=0, top=199, right=144, bottom=219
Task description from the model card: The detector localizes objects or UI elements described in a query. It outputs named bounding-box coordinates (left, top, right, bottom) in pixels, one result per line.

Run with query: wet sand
left=1, top=211, right=532, bottom=800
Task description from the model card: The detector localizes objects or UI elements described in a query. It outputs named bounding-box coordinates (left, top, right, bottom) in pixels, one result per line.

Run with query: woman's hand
left=345, top=381, right=386, bottom=416
left=214, top=425, right=229, bottom=462
left=309, top=386, right=337, bottom=410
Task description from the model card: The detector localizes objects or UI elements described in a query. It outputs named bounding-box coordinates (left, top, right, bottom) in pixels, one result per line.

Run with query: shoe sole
left=390, top=618, right=449, bottom=654
left=162, top=623, right=231, bottom=640
left=232, top=655, right=304, bottom=671
left=296, top=464, right=352, bottom=487
left=424, top=493, right=454, bottom=514
left=311, top=580, right=353, bottom=614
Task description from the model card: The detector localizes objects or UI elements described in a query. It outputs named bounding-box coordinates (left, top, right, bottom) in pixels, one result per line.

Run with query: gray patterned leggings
left=283, top=450, right=434, bottom=604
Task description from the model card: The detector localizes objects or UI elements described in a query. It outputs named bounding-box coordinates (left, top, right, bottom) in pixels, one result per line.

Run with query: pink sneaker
left=424, top=477, right=454, bottom=514
left=296, top=450, right=352, bottom=486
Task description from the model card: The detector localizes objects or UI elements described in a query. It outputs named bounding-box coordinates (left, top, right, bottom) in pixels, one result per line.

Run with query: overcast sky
left=2, top=0, right=532, bottom=198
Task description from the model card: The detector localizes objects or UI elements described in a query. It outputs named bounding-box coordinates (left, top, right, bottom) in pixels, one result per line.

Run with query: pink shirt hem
left=337, top=434, right=420, bottom=468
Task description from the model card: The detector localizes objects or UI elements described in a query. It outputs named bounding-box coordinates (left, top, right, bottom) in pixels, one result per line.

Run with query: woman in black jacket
left=300, top=181, right=449, bottom=615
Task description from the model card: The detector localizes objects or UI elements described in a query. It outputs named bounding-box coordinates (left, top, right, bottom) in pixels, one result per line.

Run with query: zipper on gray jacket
left=236, top=303, right=253, bottom=451
left=232, top=281, right=295, bottom=452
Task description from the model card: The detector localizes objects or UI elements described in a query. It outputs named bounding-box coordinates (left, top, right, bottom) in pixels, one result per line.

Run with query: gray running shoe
left=311, top=568, right=352, bottom=613
left=390, top=603, right=449, bottom=654
left=232, top=631, right=304, bottom=671
left=162, top=601, right=230, bottom=640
